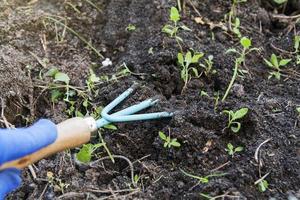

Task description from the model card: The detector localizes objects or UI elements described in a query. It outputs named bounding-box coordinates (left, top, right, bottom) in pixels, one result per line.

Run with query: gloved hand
left=0, top=119, right=57, bottom=199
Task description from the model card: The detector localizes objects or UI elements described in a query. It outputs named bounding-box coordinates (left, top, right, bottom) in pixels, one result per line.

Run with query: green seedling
left=223, top=107, right=248, bottom=133
left=294, top=36, right=300, bottom=64
left=76, top=143, right=103, bottom=163
left=225, top=0, right=247, bottom=37
left=222, top=37, right=258, bottom=101
left=225, top=143, right=243, bottom=157
left=162, top=6, right=191, bottom=45
left=296, top=107, right=300, bottom=115
left=159, top=131, right=181, bottom=149
left=258, top=179, right=269, bottom=192
left=126, top=24, right=136, bottom=32
left=232, top=17, right=241, bottom=38
left=178, top=51, right=204, bottom=91
left=200, top=55, right=217, bottom=77
left=180, top=169, right=226, bottom=184
left=264, top=54, right=291, bottom=80
left=86, top=69, right=100, bottom=92
left=200, top=90, right=209, bottom=97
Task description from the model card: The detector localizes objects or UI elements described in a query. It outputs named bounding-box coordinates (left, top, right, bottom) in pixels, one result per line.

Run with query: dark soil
left=0, top=0, right=299, bottom=199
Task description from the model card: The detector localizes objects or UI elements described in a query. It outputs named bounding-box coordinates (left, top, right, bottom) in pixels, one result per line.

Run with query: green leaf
left=54, top=72, right=70, bottom=84
left=296, top=107, right=300, bottom=114
left=170, top=6, right=180, bottom=23
left=273, top=0, right=287, bottom=4
left=235, top=17, right=240, bottom=27
left=191, top=67, right=199, bottom=77
left=227, top=143, right=234, bottom=150
left=258, top=180, right=268, bottom=192
left=232, top=108, right=249, bottom=121
left=185, top=51, right=192, bottom=65
left=104, top=124, right=118, bottom=130
left=90, top=73, right=100, bottom=83
left=279, top=59, right=291, bottom=67
left=294, top=36, right=300, bottom=51
left=231, top=122, right=241, bottom=133
left=180, top=25, right=192, bottom=31
left=225, top=48, right=238, bottom=54
left=51, top=89, right=62, bottom=102
left=162, top=25, right=174, bottom=35
left=159, top=131, right=167, bottom=140
left=177, top=53, right=184, bottom=66
left=171, top=139, right=181, bottom=147
left=235, top=146, right=243, bottom=152
left=175, top=35, right=183, bottom=42
left=264, top=58, right=274, bottom=68
left=76, top=144, right=93, bottom=163
left=191, top=53, right=204, bottom=63
left=270, top=54, right=279, bottom=68
left=45, top=68, right=58, bottom=77
left=240, top=37, right=251, bottom=49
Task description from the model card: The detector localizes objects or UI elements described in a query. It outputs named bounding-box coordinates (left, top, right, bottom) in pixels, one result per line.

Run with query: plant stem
left=222, top=59, right=239, bottom=102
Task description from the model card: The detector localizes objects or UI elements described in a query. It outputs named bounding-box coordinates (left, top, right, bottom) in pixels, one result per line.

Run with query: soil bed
left=0, top=0, right=299, bottom=199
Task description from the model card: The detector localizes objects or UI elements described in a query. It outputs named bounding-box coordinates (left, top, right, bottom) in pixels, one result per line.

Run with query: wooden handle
left=0, top=117, right=96, bottom=170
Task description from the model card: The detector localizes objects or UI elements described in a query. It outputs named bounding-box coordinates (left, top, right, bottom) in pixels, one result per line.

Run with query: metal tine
left=102, top=111, right=173, bottom=123
left=102, top=84, right=138, bottom=114
left=96, top=98, right=159, bottom=128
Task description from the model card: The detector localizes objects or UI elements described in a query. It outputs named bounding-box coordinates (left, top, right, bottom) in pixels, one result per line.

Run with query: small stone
left=232, top=83, right=245, bottom=97
left=176, top=181, right=185, bottom=189
left=102, top=58, right=112, bottom=67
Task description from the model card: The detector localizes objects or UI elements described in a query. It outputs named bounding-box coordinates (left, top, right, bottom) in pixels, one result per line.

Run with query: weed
left=264, top=54, right=291, bottom=80
left=225, top=0, right=247, bottom=37
left=223, top=107, right=248, bottom=133
left=162, top=6, right=191, bottom=47
left=225, top=143, right=243, bottom=157
left=222, top=37, right=258, bottom=101
left=126, top=24, right=136, bottom=32
left=178, top=51, right=204, bottom=91
left=200, top=55, right=217, bottom=77
left=180, top=169, right=226, bottom=184
left=47, top=171, right=69, bottom=193
left=296, top=107, right=300, bottom=115
left=258, top=179, right=269, bottom=192
left=76, top=143, right=103, bottom=163
left=159, top=131, right=181, bottom=148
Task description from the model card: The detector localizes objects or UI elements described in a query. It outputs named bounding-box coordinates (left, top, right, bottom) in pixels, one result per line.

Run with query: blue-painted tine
left=102, top=111, right=174, bottom=123
left=96, top=98, right=159, bottom=128
left=102, top=84, right=137, bottom=114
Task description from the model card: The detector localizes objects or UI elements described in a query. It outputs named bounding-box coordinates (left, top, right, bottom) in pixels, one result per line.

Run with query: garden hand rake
left=1, top=84, right=173, bottom=170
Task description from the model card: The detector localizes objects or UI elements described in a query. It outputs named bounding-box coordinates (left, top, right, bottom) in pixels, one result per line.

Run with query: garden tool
left=0, top=84, right=173, bottom=170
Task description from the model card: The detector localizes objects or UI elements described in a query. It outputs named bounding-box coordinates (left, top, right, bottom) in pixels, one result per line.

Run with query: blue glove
left=0, top=119, right=57, bottom=199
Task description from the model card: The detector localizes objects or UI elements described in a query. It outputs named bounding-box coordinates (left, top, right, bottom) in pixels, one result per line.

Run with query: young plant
left=76, top=143, right=103, bottom=163
left=162, top=7, right=191, bottom=45
left=159, top=131, right=181, bottom=149
left=178, top=51, right=204, bottom=91
left=296, top=107, right=300, bottom=115
left=223, top=107, right=248, bottom=133
left=225, top=143, right=243, bottom=157
left=126, top=24, right=136, bottom=32
left=180, top=169, right=227, bottom=184
left=200, top=55, right=217, bottom=77
left=232, top=17, right=241, bottom=38
left=264, top=54, right=291, bottom=80
left=222, top=37, right=258, bottom=101
left=86, top=69, right=100, bottom=92
left=257, top=179, right=269, bottom=192
left=225, top=0, right=247, bottom=37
